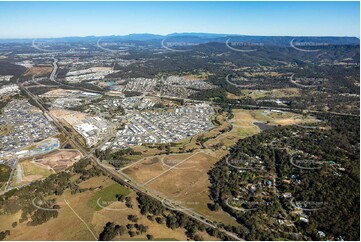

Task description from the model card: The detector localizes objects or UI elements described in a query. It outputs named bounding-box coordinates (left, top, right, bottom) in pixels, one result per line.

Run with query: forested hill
left=0, top=33, right=359, bottom=46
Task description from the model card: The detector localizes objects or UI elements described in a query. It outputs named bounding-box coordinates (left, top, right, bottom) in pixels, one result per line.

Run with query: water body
left=254, top=122, right=276, bottom=131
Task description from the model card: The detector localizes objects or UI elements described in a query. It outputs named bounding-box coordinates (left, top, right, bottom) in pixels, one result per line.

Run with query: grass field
left=123, top=149, right=239, bottom=226
left=0, top=164, right=11, bottom=182
left=123, top=155, right=168, bottom=184
left=204, top=109, right=260, bottom=149
left=248, top=109, right=318, bottom=126
left=89, top=183, right=131, bottom=211
left=146, top=151, right=239, bottom=225
left=10, top=161, right=54, bottom=187
left=227, top=88, right=300, bottom=100
left=120, top=108, right=317, bottom=227
left=0, top=124, right=12, bottom=136
left=22, top=161, right=53, bottom=177
left=0, top=106, right=319, bottom=240
left=0, top=175, right=197, bottom=241
left=93, top=192, right=190, bottom=241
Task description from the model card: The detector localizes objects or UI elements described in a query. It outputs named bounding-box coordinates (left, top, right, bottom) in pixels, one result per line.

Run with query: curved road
left=17, top=70, right=244, bottom=241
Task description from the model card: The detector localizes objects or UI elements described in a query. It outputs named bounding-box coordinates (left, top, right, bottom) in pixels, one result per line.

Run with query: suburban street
left=17, top=64, right=244, bottom=241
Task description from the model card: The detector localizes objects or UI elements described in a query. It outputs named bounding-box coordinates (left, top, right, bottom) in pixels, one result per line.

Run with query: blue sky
left=0, top=1, right=359, bottom=38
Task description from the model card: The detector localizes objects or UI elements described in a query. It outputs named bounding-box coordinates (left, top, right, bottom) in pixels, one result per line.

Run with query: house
left=318, top=231, right=326, bottom=238
left=300, top=217, right=309, bottom=223
left=283, top=192, right=292, bottom=198
left=282, top=179, right=291, bottom=184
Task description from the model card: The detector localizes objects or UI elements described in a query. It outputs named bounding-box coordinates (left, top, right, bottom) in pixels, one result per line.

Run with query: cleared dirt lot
left=50, top=109, right=87, bottom=126
left=12, top=150, right=83, bottom=186
left=24, top=66, right=53, bottom=77
left=49, top=109, right=89, bottom=146
left=33, top=149, right=83, bottom=172
left=11, top=161, right=52, bottom=187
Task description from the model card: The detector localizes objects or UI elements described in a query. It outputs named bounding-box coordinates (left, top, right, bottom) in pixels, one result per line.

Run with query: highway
left=20, top=53, right=356, bottom=240
left=18, top=67, right=355, bottom=240
left=17, top=68, right=244, bottom=241
left=12, top=60, right=356, bottom=241
left=44, top=57, right=104, bottom=93
left=50, top=58, right=58, bottom=82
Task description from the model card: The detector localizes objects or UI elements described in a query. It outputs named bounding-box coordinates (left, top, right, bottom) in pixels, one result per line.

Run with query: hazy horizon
left=0, top=1, right=359, bottom=39
left=0, top=32, right=360, bottom=40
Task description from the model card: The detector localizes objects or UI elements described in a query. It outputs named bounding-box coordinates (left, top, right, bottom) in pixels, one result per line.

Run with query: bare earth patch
left=24, top=66, right=53, bottom=77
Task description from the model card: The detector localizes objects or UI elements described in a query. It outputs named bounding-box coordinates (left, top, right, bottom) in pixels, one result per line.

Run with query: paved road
left=289, top=74, right=320, bottom=88
left=18, top=56, right=354, bottom=240
left=17, top=76, right=343, bottom=241
left=32, top=39, right=57, bottom=53
left=46, top=57, right=104, bottom=93
left=225, top=74, right=250, bottom=88
left=9, top=57, right=356, bottom=241
left=16, top=67, right=245, bottom=241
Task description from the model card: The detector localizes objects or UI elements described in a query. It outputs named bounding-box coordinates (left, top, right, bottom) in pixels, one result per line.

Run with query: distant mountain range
left=0, top=33, right=359, bottom=46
